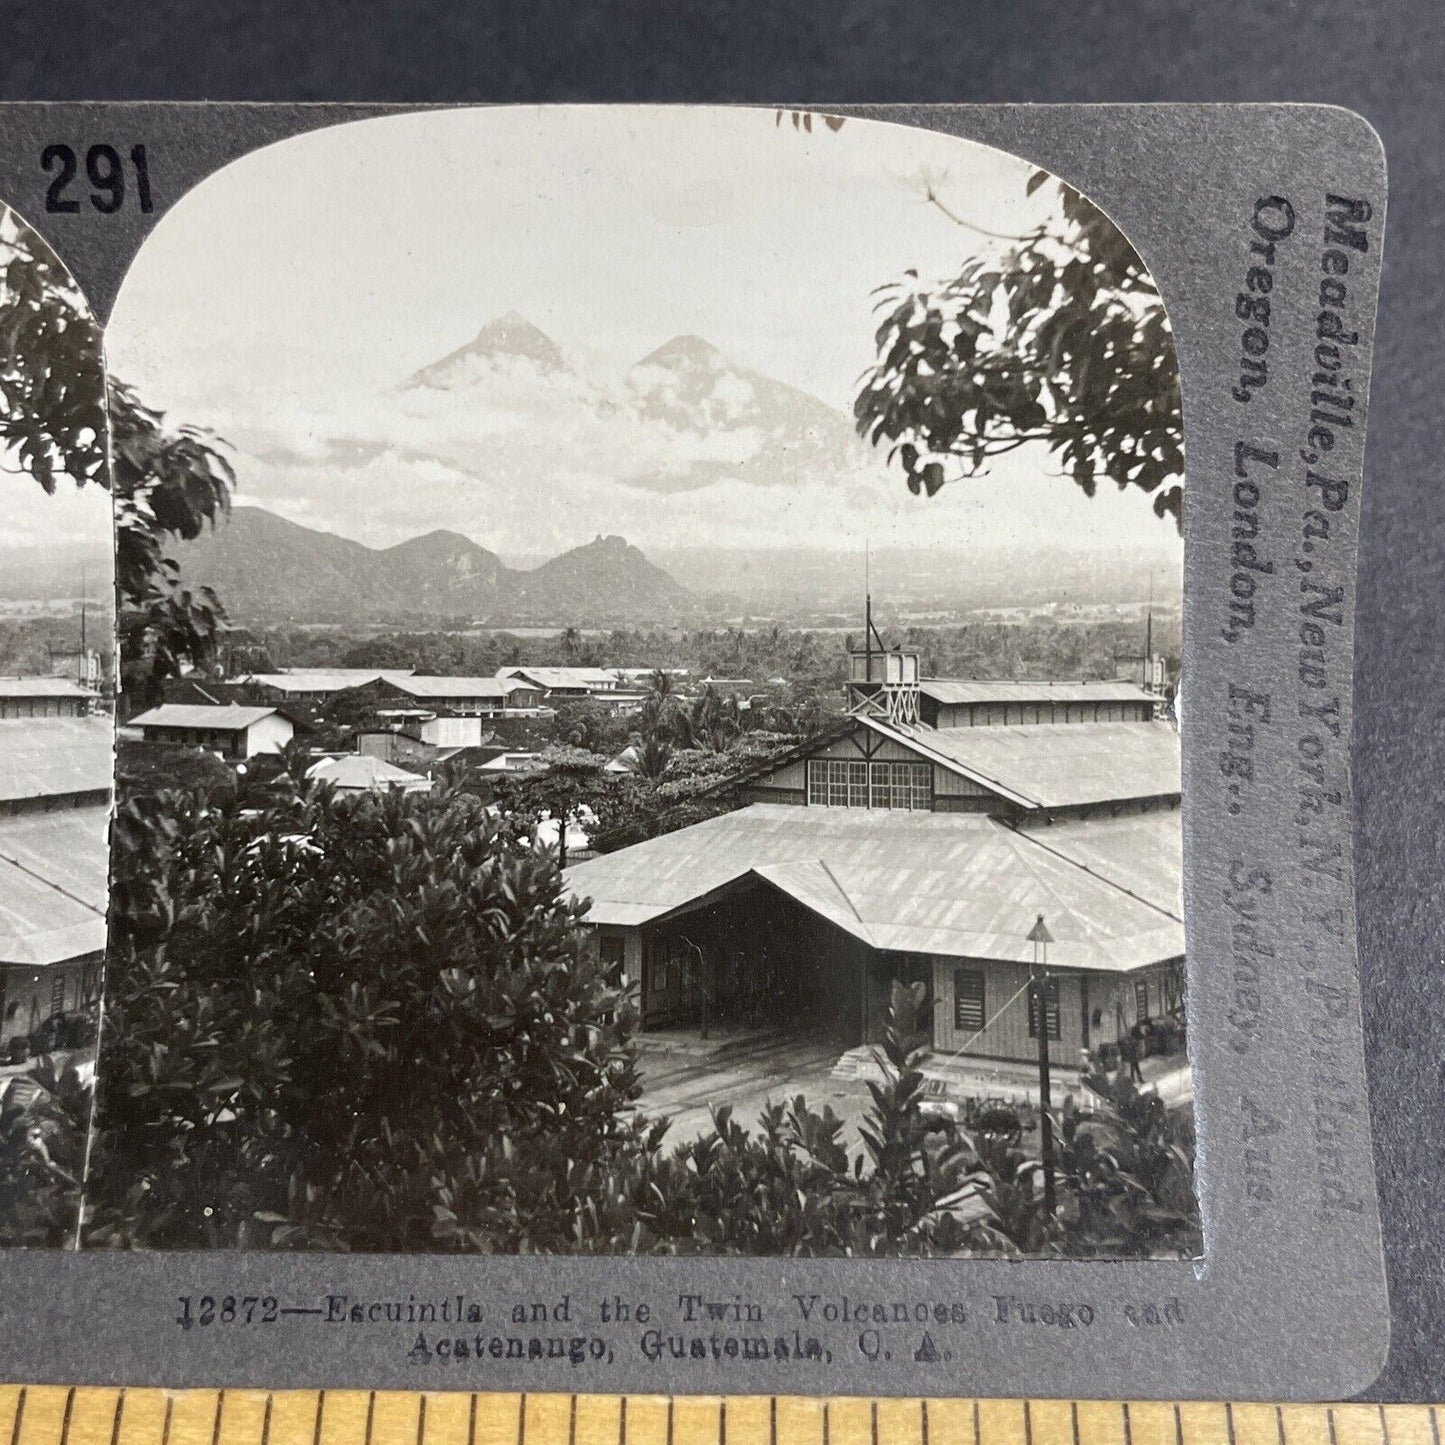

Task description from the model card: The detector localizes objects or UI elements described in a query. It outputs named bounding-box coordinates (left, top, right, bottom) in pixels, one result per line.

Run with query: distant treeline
left=218, top=616, right=1179, bottom=694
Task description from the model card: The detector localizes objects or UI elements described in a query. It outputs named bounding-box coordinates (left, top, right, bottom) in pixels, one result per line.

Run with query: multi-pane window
left=50, top=973, right=65, bottom=1014
left=869, top=760, right=931, bottom=810
left=806, top=759, right=869, bottom=807
left=953, top=968, right=986, bottom=1033
left=1028, top=978, right=1062, bottom=1041
left=1134, top=977, right=1150, bottom=1021
left=807, top=757, right=930, bottom=810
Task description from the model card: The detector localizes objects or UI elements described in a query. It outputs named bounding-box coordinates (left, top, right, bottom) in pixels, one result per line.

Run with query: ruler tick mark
left=466, top=1394, right=476, bottom=1445
left=108, top=1390, right=125, bottom=1445
left=210, top=1391, right=225, bottom=1445
left=922, top=1399, right=930, bottom=1445
left=160, top=1399, right=173, bottom=1445
left=59, top=1388, right=75, bottom=1445
left=569, top=1395, right=577, bottom=1445
left=1227, top=1401, right=1238, bottom=1445
left=364, top=1393, right=375, bottom=1445
left=1026, top=1399, right=1035, bottom=1445
left=1328, top=1409, right=1339, bottom=1445
left=416, top=1395, right=426, bottom=1445
left=260, top=1396, right=273, bottom=1445
left=1174, top=1403, right=1184, bottom=1445
left=1430, top=1406, right=1441, bottom=1445
left=8, top=1387, right=23, bottom=1445
left=311, top=1392, right=324, bottom=1445
left=1275, top=1406, right=1286, bottom=1445
left=619, top=1396, right=627, bottom=1445
left=520, top=1394, right=528, bottom=1445
left=1072, top=1401, right=1081, bottom=1445
left=1123, top=1401, right=1134, bottom=1445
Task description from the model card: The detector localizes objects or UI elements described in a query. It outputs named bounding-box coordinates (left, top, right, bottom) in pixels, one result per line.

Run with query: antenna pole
left=1144, top=572, right=1154, bottom=690
left=864, top=542, right=872, bottom=697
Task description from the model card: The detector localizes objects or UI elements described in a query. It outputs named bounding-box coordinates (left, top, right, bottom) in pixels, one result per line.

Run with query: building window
left=807, top=758, right=868, bottom=807
left=869, top=760, right=931, bottom=810
left=953, top=968, right=986, bottom=1033
left=1028, top=978, right=1061, bottom=1041
left=50, top=974, right=65, bottom=1015
left=806, top=757, right=929, bottom=809
left=599, top=934, right=625, bottom=983
left=1134, top=977, right=1150, bottom=1020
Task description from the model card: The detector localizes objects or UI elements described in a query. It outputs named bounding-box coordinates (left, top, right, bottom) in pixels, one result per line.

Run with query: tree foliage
left=0, top=212, right=234, bottom=703
left=87, top=775, right=642, bottom=1251
left=855, top=176, right=1184, bottom=528
left=87, top=761, right=1203, bottom=1260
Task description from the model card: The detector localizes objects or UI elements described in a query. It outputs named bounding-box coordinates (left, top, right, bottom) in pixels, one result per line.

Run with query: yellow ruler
left=0, top=1390, right=1438, bottom=1445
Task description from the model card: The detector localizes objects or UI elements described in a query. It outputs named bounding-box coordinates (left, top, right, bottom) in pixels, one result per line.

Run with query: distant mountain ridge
left=176, top=507, right=696, bottom=626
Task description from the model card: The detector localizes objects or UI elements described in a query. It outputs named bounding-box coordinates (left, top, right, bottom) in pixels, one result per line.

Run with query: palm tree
left=634, top=736, right=673, bottom=781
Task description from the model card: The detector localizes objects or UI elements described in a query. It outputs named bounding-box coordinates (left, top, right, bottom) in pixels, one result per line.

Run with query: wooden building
left=737, top=713, right=1181, bottom=823
left=0, top=716, right=111, bottom=1049
left=129, top=703, right=294, bottom=759
left=566, top=645, right=1184, bottom=1073
left=378, top=675, right=546, bottom=716
left=918, top=679, right=1158, bottom=728
left=567, top=806, right=1183, bottom=1065
left=0, top=676, right=98, bottom=720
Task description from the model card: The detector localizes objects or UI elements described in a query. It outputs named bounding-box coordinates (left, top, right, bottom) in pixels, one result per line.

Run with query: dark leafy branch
left=855, top=175, right=1184, bottom=529
left=0, top=212, right=235, bottom=702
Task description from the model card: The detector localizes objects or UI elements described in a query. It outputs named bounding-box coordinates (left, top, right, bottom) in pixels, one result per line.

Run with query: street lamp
left=1027, top=912, right=1058, bottom=1215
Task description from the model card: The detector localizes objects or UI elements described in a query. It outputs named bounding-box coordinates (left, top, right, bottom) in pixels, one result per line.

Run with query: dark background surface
left=0, top=0, right=1439, bottom=1401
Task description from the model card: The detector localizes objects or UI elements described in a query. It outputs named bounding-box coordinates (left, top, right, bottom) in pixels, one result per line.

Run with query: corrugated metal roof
left=0, top=805, right=109, bottom=965
left=499, top=666, right=617, bottom=689
left=307, top=754, right=431, bottom=791
left=883, top=719, right=1180, bottom=810
left=247, top=669, right=414, bottom=693
left=0, top=676, right=97, bottom=699
left=390, top=676, right=517, bottom=699
left=920, top=678, right=1157, bottom=707
left=0, top=717, right=113, bottom=803
left=1016, top=811, right=1183, bottom=919
left=131, top=704, right=279, bottom=731
left=565, top=804, right=1182, bottom=973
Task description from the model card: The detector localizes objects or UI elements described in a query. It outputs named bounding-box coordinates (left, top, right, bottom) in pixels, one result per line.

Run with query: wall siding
left=931, top=957, right=1087, bottom=1066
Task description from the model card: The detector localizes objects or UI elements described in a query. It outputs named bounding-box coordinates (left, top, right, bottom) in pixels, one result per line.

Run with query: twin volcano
left=177, top=506, right=695, bottom=627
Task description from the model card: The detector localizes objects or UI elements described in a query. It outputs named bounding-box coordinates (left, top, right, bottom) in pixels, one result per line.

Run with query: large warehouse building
left=565, top=649, right=1182, bottom=1071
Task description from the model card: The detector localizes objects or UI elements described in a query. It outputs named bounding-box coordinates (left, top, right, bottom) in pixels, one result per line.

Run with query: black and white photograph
left=12, top=106, right=1198, bottom=1258
left=0, top=208, right=112, bottom=1246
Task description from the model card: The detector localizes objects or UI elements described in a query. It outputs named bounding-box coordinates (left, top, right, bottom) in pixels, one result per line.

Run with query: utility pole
left=1028, top=912, right=1057, bottom=1215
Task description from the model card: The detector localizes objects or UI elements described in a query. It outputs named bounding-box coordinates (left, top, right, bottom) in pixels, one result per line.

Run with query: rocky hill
left=176, top=506, right=696, bottom=626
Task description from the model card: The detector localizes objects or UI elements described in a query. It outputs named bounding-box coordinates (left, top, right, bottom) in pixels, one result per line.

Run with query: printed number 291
left=42, top=143, right=153, bottom=214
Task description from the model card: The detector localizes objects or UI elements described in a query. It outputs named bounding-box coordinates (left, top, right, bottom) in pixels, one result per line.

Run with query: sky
left=105, top=106, right=1184, bottom=575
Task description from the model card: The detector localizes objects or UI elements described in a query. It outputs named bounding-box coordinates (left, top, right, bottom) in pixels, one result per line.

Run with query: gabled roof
left=306, top=754, right=431, bottom=791
left=0, top=676, right=97, bottom=700
left=498, top=666, right=617, bottom=690
left=920, top=678, right=1157, bottom=707
left=0, top=717, right=113, bottom=803
left=131, top=703, right=282, bottom=732
left=856, top=716, right=1180, bottom=811
left=0, top=805, right=110, bottom=965
left=565, top=804, right=1182, bottom=973
left=387, top=675, right=524, bottom=699
left=247, top=669, right=414, bottom=693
